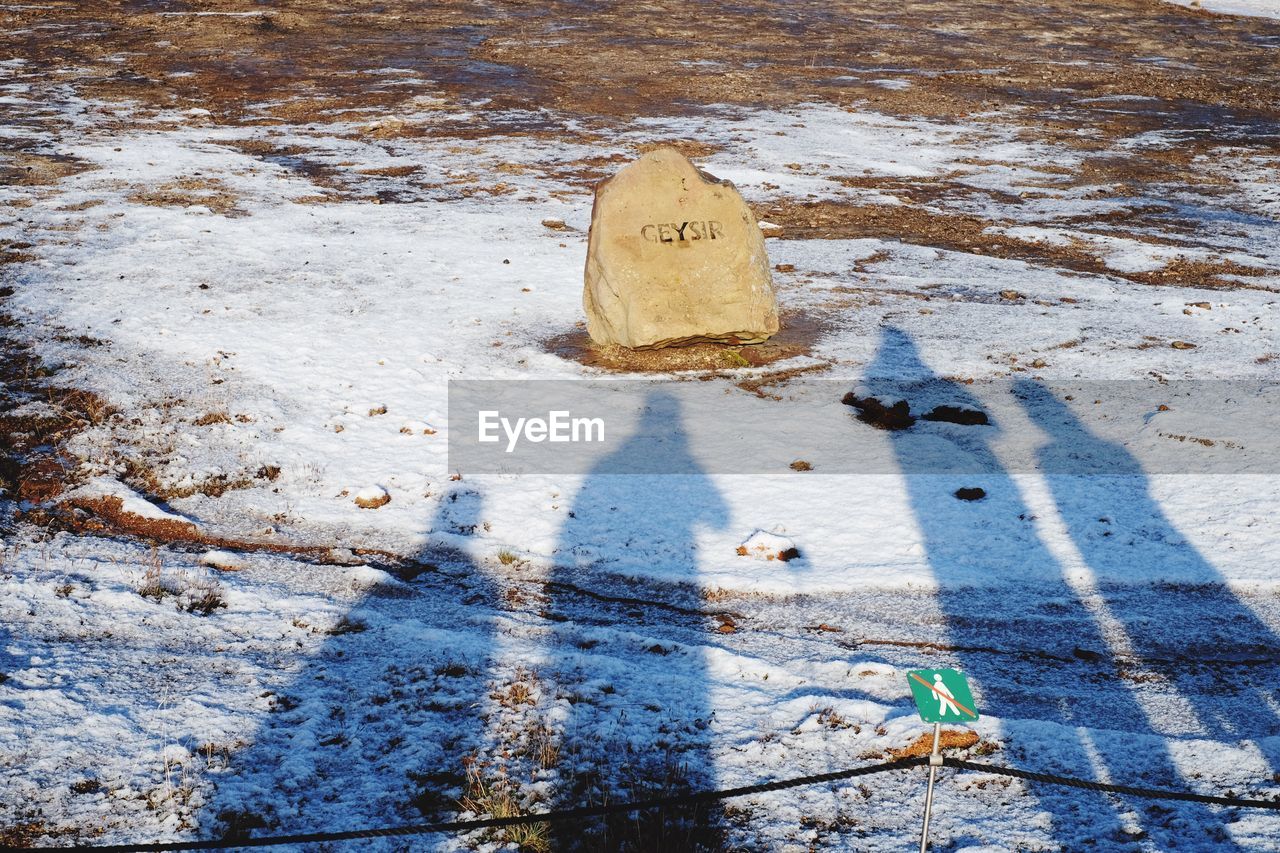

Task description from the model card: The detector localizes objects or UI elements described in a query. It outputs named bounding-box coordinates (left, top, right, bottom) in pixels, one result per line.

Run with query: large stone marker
left=583, top=148, right=779, bottom=350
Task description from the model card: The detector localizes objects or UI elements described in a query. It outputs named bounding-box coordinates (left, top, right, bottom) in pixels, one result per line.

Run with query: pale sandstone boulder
left=583, top=148, right=779, bottom=349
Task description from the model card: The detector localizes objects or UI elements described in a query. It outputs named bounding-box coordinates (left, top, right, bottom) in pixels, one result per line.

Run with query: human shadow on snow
left=204, top=393, right=735, bottom=852
left=545, top=389, right=729, bottom=852
left=1015, top=379, right=1280, bottom=770
left=860, top=326, right=1237, bottom=849
left=205, top=489, right=501, bottom=846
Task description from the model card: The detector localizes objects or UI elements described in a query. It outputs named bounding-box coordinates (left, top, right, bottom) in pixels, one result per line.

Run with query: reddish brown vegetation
left=890, top=728, right=981, bottom=759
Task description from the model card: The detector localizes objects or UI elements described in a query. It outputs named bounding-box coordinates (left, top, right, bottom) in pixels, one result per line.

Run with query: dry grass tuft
left=184, top=573, right=228, bottom=615
left=814, top=706, right=857, bottom=731
left=516, top=721, right=561, bottom=772
left=133, top=549, right=226, bottom=614
left=128, top=178, right=244, bottom=216
left=326, top=616, right=367, bottom=635
left=458, top=759, right=551, bottom=853
left=491, top=666, right=540, bottom=709
left=193, top=411, right=233, bottom=426
left=501, top=681, right=535, bottom=708
left=135, top=548, right=167, bottom=600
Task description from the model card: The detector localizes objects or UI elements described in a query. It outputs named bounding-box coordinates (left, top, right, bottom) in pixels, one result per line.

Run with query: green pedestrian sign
left=907, top=668, right=979, bottom=723
left=908, top=668, right=980, bottom=852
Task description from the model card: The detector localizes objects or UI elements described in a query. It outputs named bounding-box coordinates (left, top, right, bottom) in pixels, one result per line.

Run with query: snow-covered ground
left=1165, top=0, right=1280, bottom=21
left=3, top=18, right=1280, bottom=851
left=5, top=98, right=1278, bottom=591
left=6, top=532, right=1280, bottom=850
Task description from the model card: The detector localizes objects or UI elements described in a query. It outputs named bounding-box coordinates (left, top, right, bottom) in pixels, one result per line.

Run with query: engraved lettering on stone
left=639, top=220, right=723, bottom=244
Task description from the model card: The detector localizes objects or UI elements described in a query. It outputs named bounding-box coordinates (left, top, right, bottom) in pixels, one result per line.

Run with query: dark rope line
left=948, top=758, right=1280, bottom=810
left=15, top=753, right=1280, bottom=852
left=36, top=757, right=927, bottom=852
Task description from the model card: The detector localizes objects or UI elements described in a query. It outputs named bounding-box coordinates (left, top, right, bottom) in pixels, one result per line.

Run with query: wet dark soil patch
left=547, top=311, right=827, bottom=374
left=843, top=393, right=995, bottom=432
left=923, top=405, right=989, bottom=426
left=842, top=393, right=916, bottom=430
left=0, top=263, right=117, bottom=509
left=8, top=1, right=1279, bottom=148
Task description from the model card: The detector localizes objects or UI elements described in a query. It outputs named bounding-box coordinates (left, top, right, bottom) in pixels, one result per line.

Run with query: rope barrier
left=30, top=757, right=927, bottom=852
left=948, top=758, right=1280, bottom=810
left=10, top=753, right=1278, bottom=852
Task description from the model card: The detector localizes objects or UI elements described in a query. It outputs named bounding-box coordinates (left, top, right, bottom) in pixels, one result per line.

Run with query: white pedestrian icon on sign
left=934, top=673, right=961, bottom=717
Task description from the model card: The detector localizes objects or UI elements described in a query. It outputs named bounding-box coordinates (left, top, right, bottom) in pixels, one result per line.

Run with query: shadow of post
left=859, top=327, right=1234, bottom=848
left=204, top=488, right=499, bottom=845
left=1015, top=379, right=1280, bottom=768
left=546, top=390, right=729, bottom=852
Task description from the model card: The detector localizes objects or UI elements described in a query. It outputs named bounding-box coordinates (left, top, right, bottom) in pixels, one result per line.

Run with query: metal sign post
left=907, top=669, right=979, bottom=852
left=919, top=722, right=941, bottom=852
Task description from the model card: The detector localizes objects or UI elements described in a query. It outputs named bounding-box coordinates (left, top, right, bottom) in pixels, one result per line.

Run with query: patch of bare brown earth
left=31, top=493, right=410, bottom=568
left=59, top=494, right=200, bottom=541
left=0, top=304, right=115, bottom=507
left=3, top=2, right=1278, bottom=139
left=2, top=0, right=1278, bottom=549
left=548, top=312, right=826, bottom=373
left=127, top=177, right=245, bottom=217
left=890, top=728, right=982, bottom=759
left=752, top=199, right=1278, bottom=289
left=4, top=2, right=1276, bottom=285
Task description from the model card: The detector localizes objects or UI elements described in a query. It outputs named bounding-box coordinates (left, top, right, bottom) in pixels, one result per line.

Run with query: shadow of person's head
left=557, top=389, right=729, bottom=577
left=594, top=389, right=698, bottom=475
left=1013, top=379, right=1142, bottom=476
